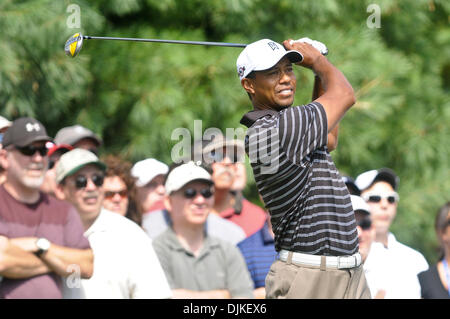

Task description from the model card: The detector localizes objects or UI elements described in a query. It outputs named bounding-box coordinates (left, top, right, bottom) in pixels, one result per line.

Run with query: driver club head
left=65, top=33, right=84, bottom=58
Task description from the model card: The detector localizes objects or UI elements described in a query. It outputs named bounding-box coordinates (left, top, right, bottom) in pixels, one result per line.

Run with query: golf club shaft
left=83, top=35, right=247, bottom=48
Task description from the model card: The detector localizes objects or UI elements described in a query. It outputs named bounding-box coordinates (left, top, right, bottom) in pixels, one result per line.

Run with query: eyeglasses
left=362, top=192, right=399, bottom=204
left=74, top=174, right=104, bottom=189
left=208, top=147, right=243, bottom=163
left=357, top=218, right=372, bottom=230
left=104, top=190, right=128, bottom=199
left=183, top=188, right=214, bottom=199
left=15, top=145, right=48, bottom=157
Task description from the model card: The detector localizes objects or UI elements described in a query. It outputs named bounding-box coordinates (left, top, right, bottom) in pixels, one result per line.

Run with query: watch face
left=37, top=238, right=51, bottom=251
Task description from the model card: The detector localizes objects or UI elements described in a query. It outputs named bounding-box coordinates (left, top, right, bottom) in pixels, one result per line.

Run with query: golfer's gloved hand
left=289, top=37, right=328, bottom=56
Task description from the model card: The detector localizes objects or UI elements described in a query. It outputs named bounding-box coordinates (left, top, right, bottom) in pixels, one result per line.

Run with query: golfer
left=238, top=38, right=371, bottom=299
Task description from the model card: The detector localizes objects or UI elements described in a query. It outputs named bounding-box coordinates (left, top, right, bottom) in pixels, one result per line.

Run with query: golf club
left=64, top=33, right=247, bottom=57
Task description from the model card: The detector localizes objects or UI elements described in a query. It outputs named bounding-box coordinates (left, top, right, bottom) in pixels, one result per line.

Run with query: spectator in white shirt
left=355, top=168, right=429, bottom=299
left=55, top=149, right=172, bottom=299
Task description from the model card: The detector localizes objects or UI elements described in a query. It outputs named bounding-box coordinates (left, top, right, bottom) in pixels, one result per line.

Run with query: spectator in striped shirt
left=237, top=39, right=370, bottom=298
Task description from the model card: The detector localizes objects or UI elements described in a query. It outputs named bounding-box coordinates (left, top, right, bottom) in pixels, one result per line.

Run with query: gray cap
left=55, top=148, right=106, bottom=183
left=54, top=125, right=102, bottom=147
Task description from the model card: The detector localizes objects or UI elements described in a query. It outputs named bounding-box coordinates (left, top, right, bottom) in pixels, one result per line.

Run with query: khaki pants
left=265, top=256, right=371, bottom=299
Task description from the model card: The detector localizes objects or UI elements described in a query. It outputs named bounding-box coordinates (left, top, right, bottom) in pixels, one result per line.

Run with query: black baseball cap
left=2, top=117, right=52, bottom=148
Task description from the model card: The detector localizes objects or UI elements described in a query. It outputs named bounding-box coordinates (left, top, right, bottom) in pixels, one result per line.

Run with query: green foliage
left=0, top=0, right=448, bottom=263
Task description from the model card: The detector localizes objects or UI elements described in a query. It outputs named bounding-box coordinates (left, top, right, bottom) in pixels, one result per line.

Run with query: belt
left=279, top=250, right=362, bottom=269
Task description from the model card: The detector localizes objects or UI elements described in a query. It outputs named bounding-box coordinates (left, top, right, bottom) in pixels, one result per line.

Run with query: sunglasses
left=208, top=147, right=243, bottom=163
left=104, top=190, right=128, bottom=199
left=15, top=145, right=48, bottom=157
left=357, top=218, right=372, bottom=230
left=183, top=188, right=214, bottom=199
left=362, top=192, right=399, bottom=204
left=74, top=174, right=104, bottom=189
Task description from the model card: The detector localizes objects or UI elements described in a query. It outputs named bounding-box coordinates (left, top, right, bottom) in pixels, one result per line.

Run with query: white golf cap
left=165, top=161, right=213, bottom=195
left=350, top=195, right=371, bottom=215
left=0, top=116, right=12, bottom=131
left=131, top=158, right=169, bottom=187
left=236, top=39, right=303, bottom=80
left=354, top=168, right=399, bottom=191
left=55, top=148, right=106, bottom=184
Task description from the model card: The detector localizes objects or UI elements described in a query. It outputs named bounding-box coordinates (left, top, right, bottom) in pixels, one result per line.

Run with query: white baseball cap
left=0, top=116, right=12, bottom=131
left=131, top=158, right=169, bottom=187
left=236, top=39, right=303, bottom=80
left=354, top=168, right=399, bottom=191
left=350, top=195, right=371, bottom=215
left=165, top=161, right=213, bottom=195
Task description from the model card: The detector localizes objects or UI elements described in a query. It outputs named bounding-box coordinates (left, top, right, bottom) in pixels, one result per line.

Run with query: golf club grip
left=83, top=36, right=247, bottom=48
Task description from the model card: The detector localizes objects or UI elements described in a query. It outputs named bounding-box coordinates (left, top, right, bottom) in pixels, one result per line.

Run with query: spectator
left=40, top=142, right=73, bottom=197
left=237, top=211, right=277, bottom=299
left=131, top=158, right=168, bottom=214
left=350, top=194, right=384, bottom=299
left=55, top=148, right=171, bottom=299
left=102, top=154, right=141, bottom=226
left=54, top=124, right=102, bottom=155
left=0, top=117, right=93, bottom=299
left=355, top=168, right=429, bottom=298
left=0, top=115, right=12, bottom=184
left=418, top=202, right=450, bottom=299
left=201, top=133, right=267, bottom=238
left=152, top=161, right=254, bottom=299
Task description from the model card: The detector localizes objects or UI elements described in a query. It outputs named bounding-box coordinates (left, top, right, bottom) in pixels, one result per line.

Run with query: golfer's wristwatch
left=35, top=238, right=51, bottom=257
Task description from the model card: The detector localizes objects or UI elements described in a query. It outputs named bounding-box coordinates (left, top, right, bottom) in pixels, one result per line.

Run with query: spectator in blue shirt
left=237, top=212, right=278, bottom=298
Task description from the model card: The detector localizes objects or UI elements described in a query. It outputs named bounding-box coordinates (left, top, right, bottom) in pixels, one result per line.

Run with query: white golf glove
left=289, top=37, right=328, bottom=56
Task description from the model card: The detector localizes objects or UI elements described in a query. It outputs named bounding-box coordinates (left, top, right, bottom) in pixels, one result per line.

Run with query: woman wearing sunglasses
left=101, top=155, right=141, bottom=226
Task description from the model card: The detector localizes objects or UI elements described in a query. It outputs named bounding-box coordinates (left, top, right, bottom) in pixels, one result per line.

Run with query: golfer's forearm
left=312, top=57, right=354, bottom=103
left=40, top=245, right=93, bottom=279
left=312, top=56, right=355, bottom=131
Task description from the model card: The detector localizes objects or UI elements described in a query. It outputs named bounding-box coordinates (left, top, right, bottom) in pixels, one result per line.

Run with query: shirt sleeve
left=223, top=242, right=255, bottom=298
left=127, top=229, right=172, bottom=299
left=278, top=102, right=328, bottom=165
left=63, top=205, right=90, bottom=249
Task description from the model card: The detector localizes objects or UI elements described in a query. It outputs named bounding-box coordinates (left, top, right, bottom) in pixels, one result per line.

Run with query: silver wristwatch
left=35, top=238, right=51, bottom=257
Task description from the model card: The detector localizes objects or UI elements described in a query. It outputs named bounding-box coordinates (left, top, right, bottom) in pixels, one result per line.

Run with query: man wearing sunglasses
left=152, top=161, right=254, bottom=299
left=237, top=39, right=369, bottom=299
left=355, top=168, right=429, bottom=298
left=200, top=133, right=267, bottom=238
left=0, top=117, right=93, bottom=299
left=55, top=148, right=171, bottom=299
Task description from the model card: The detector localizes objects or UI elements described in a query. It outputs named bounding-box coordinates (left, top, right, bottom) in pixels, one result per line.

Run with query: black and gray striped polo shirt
left=240, top=102, right=358, bottom=256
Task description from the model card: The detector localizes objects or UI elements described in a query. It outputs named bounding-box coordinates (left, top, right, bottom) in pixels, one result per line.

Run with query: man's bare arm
left=9, top=237, right=93, bottom=279
left=312, top=75, right=339, bottom=151
left=0, top=236, right=51, bottom=278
